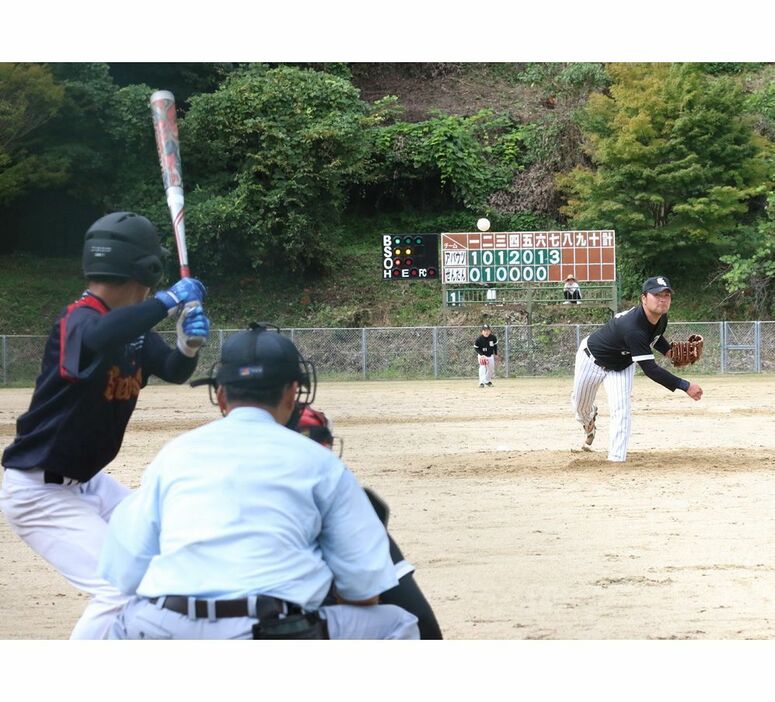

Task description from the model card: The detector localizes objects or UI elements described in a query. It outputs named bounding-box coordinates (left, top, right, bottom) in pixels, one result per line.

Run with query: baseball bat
left=150, top=90, right=190, bottom=278
left=150, top=90, right=203, bottom=348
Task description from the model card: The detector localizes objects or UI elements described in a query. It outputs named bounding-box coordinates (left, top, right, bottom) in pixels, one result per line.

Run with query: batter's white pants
left=0, top=468, right=132, bottom=639
left=478, top=356, right=495, bottom=384
left=107, top=597, right=420, bottom=640
left=571, top=337, right=635, bottom=462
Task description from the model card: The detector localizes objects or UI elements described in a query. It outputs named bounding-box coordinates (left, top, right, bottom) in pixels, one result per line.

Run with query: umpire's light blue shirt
left=98, top=407, right=398, bottom=609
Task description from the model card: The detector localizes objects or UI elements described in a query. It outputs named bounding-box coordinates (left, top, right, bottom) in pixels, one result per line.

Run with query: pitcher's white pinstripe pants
left=571, top=336, right=635, bottom=462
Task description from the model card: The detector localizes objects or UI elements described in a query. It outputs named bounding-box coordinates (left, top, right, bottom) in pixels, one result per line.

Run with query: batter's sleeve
left=59, top=306, right=106, bottom=381
left=81, top=299, right=168, bottom=352
left=317, top=464, right=398, bottom=602
left=98, top=463, right=163, bottom=595
left=142, top=330, right=198, bottom=384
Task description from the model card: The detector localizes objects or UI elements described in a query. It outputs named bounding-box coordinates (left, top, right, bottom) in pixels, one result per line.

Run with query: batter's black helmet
left=192, top=322, right=316, bottom=406
left=82, top=212, right=168, bottom=288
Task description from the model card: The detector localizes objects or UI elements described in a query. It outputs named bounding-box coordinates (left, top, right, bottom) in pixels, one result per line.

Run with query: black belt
left=583, top=347, right=608, bottom=370
left=44, top=471, right=81, bottom=485
left=150, top=595, right=302, bottom=620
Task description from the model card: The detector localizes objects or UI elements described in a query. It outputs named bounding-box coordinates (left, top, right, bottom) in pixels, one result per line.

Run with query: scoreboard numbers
left=440, top=231, right=616, bottom=284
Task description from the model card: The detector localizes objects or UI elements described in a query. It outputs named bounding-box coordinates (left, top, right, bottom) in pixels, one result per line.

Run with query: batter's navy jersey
left=474, top=333, right=498, bottom=357
left=587, top=304, right=670, bottom=371
left=2, top=292, right=194, bottom=482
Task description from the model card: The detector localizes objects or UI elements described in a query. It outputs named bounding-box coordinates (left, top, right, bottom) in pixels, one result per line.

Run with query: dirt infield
left=2, top=374, right=775, bottom=639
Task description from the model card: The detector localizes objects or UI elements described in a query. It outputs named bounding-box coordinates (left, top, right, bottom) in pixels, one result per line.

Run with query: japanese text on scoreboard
left=440, top=230, right=616, bottom=284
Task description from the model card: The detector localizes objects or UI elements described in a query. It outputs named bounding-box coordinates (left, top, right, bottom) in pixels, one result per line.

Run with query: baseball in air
left=477, top=217, right=491, bottom=232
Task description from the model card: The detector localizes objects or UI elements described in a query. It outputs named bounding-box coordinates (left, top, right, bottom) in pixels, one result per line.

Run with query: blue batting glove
left=155, top=277, right=207, bottom=316
left=176, top=304, right=210, bottom=357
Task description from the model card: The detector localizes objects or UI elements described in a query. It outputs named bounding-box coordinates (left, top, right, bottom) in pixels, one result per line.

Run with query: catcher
left=289, top=404, right=443, bottom=639
left=571, top=275, right=704, bottom=462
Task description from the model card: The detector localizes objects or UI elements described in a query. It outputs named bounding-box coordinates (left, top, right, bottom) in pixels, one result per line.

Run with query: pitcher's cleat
left=583, top=407, right=598, bottom=446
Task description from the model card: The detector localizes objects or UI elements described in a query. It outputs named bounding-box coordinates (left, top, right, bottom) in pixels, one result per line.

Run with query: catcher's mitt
left=669, top=334, right=704, bottom=367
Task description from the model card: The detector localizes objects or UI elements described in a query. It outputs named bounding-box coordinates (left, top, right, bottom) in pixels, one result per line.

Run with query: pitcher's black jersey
left=587, top=305, right=670, bottom=371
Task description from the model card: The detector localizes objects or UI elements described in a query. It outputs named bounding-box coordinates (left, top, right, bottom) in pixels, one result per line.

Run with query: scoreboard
left=382, top=234, right=439, bottom=280
left=440, top=230, right=616, bottom=284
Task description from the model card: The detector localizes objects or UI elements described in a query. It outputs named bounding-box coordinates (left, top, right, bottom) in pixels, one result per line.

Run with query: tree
left=180, top=65, right=373, bottom=276
left=0, top=63, right=65, bottom=208
left=558, top=63, right=770, bottom=288
left=366, top=107, right=524, bottom=212
left=720, top=192, right=775, bottom=317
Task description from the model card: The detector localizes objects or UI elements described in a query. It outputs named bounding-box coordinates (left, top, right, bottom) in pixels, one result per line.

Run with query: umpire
left=98, top=323, right=419, bottom=639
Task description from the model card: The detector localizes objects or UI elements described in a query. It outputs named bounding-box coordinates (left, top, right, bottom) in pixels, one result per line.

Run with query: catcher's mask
left=191, top=322, right=316, bottom=409
left=286, top=404, right=344, bottom=458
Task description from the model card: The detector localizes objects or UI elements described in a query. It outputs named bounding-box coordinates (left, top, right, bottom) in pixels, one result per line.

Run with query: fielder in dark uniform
left=474, top=323, right=498, bottom=387
left=0, top=212, right=210, bottom=639
left=571, top=275, right=703, bottom=461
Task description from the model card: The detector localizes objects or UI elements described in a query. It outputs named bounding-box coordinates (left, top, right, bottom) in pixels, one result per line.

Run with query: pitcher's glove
left=669, top=334, right=704, bottom=367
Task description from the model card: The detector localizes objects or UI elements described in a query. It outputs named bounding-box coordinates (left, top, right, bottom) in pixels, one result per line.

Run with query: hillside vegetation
left=1, top=62, right=773, bottom=332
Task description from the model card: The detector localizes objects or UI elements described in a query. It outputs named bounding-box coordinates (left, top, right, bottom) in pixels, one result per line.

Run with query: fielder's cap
left=642, top=275, right=673, bottom=294
left=565, top=274, right=576, bottom=281
left=481, top=323, right=491, bottom=330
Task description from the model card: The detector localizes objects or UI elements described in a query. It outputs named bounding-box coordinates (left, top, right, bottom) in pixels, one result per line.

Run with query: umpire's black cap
left=192, top=322, right=316, bottom=405
left=642, top=276, right=673, bottom=294
left=217, top=323, right=309, bottom=388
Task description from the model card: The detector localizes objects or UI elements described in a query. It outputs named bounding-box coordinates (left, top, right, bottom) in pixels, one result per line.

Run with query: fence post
left=719, top=322, right=725, bottom=374
left=504, top=325, right=510, bottom=379
left=2, top=335, right=6, bottom=386
left=432, top=327, right=438, bottom=379
left=575, top=324, right=581, bottom=348
left=362, top=328, right=368, bottom=380
left=755, top=321, right=761, bottom=373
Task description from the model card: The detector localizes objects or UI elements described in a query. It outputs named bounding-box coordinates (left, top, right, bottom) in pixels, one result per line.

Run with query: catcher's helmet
left=82, top=212, right=168, bottom=288
left=286, top=404, right=343, bottom=457
left=296, top=406, right=334, bottom=446
left=192, top=323, right=316, bottom=406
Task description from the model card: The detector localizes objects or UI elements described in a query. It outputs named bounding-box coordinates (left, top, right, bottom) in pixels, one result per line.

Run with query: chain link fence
left=2, top=322, right=774, bottom=386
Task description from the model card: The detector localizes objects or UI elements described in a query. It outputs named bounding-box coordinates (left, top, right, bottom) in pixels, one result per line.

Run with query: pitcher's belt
left=583, top=347, right=609, bottom=370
